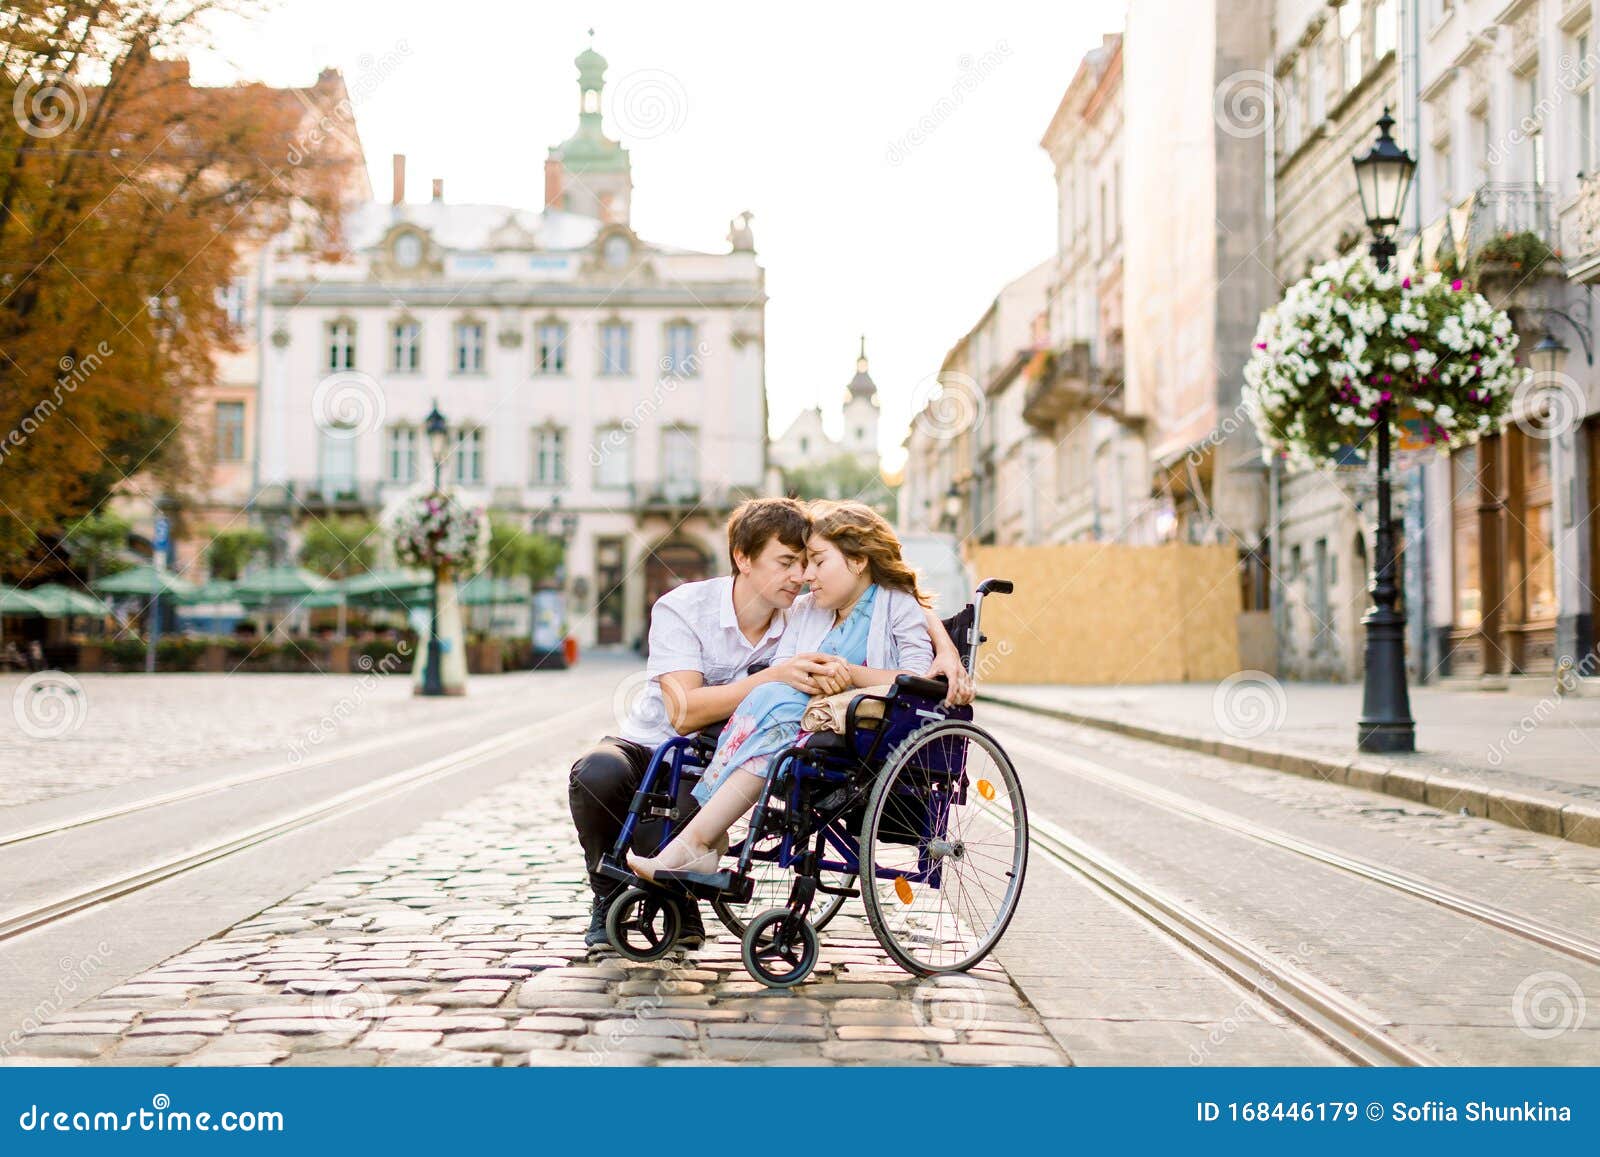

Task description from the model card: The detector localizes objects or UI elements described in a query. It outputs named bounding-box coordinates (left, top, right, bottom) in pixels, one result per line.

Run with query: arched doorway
left=642, top=539, right=711, bottom=653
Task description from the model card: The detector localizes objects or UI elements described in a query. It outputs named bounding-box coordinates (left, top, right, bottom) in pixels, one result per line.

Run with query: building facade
left=1268, top=0, right=1402, bottom=681
left=1030, top=33, right=1154, bottom=546
left=1411, top=0, right=1600, bottom=679
left=256, top=43, right=769, bottom=649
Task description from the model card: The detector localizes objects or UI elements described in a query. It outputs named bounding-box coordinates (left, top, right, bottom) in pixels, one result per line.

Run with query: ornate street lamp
left=941, top=483, right=962, bottom=534
left=421, top=399, right=449, bottom=696
left=1351, top=108, right=1417, bottom=753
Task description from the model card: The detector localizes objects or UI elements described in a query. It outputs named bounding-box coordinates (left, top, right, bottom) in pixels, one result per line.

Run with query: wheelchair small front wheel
left=605, top=887, right=682, bottom=962
left=740, top=908, right=820, bottom=988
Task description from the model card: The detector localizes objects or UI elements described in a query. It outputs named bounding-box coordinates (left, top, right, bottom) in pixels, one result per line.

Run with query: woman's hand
left=811, top=655, right=853, bottom=696
left=925, top=650, right=975, bottom=706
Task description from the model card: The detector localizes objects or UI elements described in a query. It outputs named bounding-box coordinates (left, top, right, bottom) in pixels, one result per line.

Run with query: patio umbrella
left=91, top=564, right=198, bottom=600
left=179, top=579, right=240, bottom=605
left=0, top=585, right=49, bottom=615
left=340, top=568, right=433, bottom=610
left=232, top=566, right=330, bottom=600
left=23, top=583, right=112, bottom=618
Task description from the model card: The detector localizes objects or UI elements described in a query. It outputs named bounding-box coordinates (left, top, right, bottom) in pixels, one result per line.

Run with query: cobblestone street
left=0, top=721, right=1066, bottom=1067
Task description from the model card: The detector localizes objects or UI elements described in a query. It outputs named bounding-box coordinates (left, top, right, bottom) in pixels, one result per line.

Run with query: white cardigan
left=774, top=586, right=933, bottom=674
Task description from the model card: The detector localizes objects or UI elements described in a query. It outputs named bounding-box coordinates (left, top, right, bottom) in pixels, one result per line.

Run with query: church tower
left=544, top=33, right=633, bottom=224
left=842, top=335, right=880, bottom=466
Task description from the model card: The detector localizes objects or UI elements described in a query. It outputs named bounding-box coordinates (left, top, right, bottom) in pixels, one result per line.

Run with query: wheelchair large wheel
left=860, top=721, right=1027, bottom=976
left=605, top=887, right=682, bottom=962
left=741, top=908, right=820, bottom=988
left=711, top=831, right=853, bottom=939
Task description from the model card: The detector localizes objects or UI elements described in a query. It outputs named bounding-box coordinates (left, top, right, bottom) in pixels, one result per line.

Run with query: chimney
left=391, top=153, right=405, bottom=206
left=544, top=156, right=564, bottom=211
left=431, top=178, right=444, bottom=202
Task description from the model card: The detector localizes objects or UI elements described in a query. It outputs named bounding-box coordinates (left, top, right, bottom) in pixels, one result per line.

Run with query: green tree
left=782, top=454, right=898, bottom=521
left=60, top=510, right=133, bottom=585
left=297, top=518, right=377, bottom=579
left=205, top=527, right=270, bottom=580
left=488, top=518, right=564, bottom=586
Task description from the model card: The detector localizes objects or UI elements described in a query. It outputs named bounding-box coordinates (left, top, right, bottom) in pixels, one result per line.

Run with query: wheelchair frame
left=598, top=579, right=1022, bottom=986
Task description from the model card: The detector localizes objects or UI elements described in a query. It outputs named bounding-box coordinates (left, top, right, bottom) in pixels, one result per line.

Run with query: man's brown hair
left=727, top=497, right=810, bottom=568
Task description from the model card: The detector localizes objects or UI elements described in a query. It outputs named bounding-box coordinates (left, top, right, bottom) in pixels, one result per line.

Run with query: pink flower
left=1451, top=278, right=1463, bottom=291
left=1402, top=277, right=1411, bottom=288
left=1254, top=341, right=1267, bottom=350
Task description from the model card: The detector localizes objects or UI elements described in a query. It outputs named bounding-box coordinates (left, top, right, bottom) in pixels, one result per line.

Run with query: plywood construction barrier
left=964, top=544, right=1241, bottom=684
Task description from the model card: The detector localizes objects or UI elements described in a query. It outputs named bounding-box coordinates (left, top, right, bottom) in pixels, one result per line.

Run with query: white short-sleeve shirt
left=618, top=576, right=787, bottom=746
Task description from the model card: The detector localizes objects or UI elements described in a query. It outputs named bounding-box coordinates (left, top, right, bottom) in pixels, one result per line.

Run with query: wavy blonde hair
left=807, top=500, right=932, bottom=608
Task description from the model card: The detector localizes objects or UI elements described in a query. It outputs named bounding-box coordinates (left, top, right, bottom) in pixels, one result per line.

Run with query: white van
left=897, top=532, right=973, bottom=615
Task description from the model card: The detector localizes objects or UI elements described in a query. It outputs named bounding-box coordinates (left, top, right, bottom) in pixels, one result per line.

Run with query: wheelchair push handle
left=965, top=576, right=1014, bottom=672
left=977, top=578, right=1014, bottom=596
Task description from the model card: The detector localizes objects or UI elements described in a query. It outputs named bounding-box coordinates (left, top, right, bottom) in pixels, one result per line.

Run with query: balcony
left=1022, top=340, right=1131, bottom=431
left=1563, top=171, right=1600, bottom=283
left=630, top=480, right=755, bottom=516
left=285, top=477, right=380, bottom=512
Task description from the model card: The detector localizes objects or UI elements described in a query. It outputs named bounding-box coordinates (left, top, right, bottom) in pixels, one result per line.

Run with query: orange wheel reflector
left=977, top=778, right=996, bottom=801
left=893, top=877, right=914, bottom=905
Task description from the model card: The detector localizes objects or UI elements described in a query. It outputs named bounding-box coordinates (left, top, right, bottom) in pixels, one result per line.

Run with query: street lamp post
left=421, top=400, right=449, bottom=697
left=1352, top=109, right=1418, bottom=753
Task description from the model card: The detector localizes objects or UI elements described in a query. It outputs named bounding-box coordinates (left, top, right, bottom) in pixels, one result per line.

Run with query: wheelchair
left=598, top=578, right=1028, bottom=988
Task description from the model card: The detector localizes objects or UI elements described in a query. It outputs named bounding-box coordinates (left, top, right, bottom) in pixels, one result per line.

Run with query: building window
left=452, top=427, right=484, bottom=484
left=1373, top=0, right=1396, bottom=59
left=593, top=427, right=630, bottom=489
left=1451, top=445, right=1482, bottom=629
left=454, top=321, right=486, bottom=374
left=216, top=279, right=247, bottom=330
left=660, top=425, right=698, bottom=495
left=1340, top=1, right=1363, bottom=93
left=600, top=321, right=631, bottom=376
left=1523, top=438, right=1556, bottom=621
left=533, top=426, right=566, bottom=486
left=318, top=425, right=357, bottom=496
left=1519, top=70, right=1545, bottom=187
left=327, top=319, right=356, bottom=371
left=535, top=320, right=568, bottom=374
left=386, top=426, right=417, bottom=483
left=1307, top=32, right=1326, bottom=124
left=1470, top=106, right=1491, bottom=185
left=1574, top=28, right=1595, bottom=176
left=391, top=321, right=421, bottom=373
left=664, top=321, right=697, bottom=376
left=214, top=401, right=245, bottom=462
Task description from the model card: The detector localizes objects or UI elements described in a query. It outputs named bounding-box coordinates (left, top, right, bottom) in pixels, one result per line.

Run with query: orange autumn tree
left=0, top=0, right=356, bottom=577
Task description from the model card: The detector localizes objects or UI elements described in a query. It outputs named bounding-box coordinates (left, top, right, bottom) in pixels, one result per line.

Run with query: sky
left=188, top=0, right=1128, bottom=472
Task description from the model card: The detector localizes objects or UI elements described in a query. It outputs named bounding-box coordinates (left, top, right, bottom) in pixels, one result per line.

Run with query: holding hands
left=772, top=652, right=854, bottom=697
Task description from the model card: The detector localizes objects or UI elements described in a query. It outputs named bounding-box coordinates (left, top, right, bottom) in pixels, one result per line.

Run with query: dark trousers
left=568, top=735, right=655, bottom=899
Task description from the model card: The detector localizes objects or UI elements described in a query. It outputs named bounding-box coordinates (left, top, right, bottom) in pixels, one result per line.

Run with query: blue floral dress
left=692, top=584, right=879, bottom=805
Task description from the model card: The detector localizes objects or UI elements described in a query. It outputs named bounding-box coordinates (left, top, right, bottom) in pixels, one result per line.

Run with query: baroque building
left=255, top=42, right=769, bottom=649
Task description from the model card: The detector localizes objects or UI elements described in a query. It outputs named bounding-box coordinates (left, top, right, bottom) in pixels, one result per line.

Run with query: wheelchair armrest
left=893, top=673, right=949, bottom=702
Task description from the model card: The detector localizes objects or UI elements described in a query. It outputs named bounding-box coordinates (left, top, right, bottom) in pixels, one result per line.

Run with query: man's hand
left=770, top=653, right=835, bottom=695
left=925, top=650, right=975, bottom=706
left=809, top=655, right=852, bottom=697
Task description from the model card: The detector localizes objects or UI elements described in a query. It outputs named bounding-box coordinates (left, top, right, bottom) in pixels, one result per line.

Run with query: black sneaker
left=677, top=899, right=706, bottom=949
left=585, top=890, right=615, bottom=950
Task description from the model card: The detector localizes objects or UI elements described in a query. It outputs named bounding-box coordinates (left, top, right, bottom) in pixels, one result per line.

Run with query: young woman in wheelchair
left=628, top=500, right=935, bottom=883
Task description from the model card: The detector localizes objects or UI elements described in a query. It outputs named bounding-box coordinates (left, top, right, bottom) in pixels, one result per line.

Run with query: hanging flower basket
left=1243, top=253, right=1524, bottom=470
left=387, top=490, right=491, bottom=574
